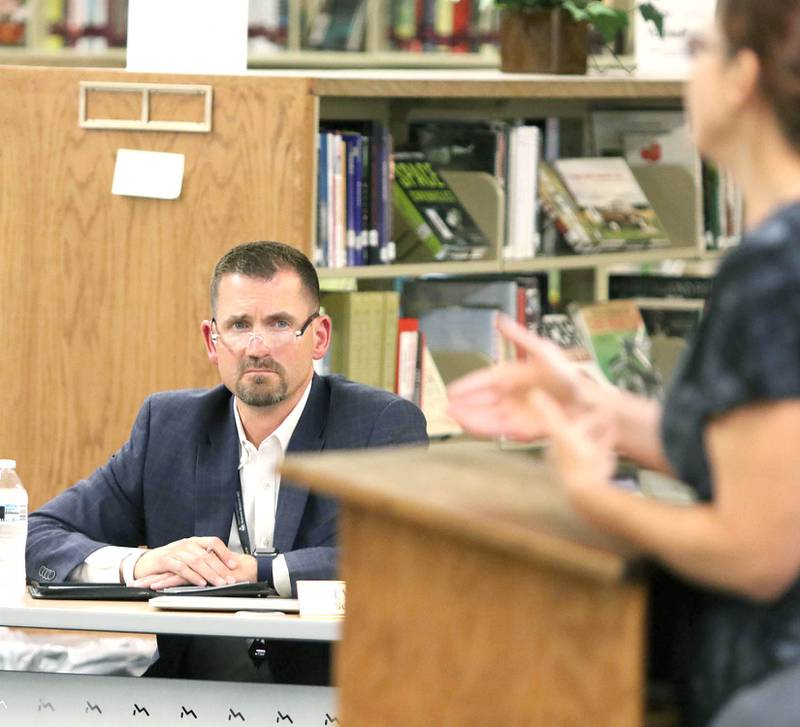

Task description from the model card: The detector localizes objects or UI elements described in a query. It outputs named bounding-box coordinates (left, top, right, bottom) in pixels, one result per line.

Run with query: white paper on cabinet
left=112, top=149, right=185, bottom=200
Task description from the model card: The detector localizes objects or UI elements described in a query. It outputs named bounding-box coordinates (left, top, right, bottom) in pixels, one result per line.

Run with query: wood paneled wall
left=0, top=66, right=317, bottom=509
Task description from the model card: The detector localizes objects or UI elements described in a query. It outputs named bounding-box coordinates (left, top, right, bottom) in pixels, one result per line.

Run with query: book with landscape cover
left=637, top=299, right=705, bottom=385
left=536, top=313, right=604, bottom=383
left=569, top=300, right=664, bottom=399
left=538, top=162, right=598, bottom=253
left=544, top=158, right=669, bottom=253
left=392, top=151, right=491, bottom=262
left=591, top=109, right=703, bottom=248
left=606, top=268, right=711, bottom=384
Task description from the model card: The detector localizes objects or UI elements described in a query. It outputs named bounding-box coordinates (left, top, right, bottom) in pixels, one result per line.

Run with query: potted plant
left=496, top=1, right=664, bottom=74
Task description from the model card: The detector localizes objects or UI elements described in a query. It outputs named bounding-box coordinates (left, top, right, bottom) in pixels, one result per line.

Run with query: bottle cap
left=0, top=459, right=17, bottom=470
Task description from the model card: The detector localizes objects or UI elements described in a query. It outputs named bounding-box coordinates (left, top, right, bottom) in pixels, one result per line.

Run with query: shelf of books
left=307, top=71, right=738, bottom=434
left=0, top=0, right=502, bottom=68
left=310, top=72, right=728, bottom=275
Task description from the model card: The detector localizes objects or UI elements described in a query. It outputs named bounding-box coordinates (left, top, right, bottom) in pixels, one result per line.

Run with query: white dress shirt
left=71, top=381, right=313, bottom=597
left=226, top=379, right=313, bottom=596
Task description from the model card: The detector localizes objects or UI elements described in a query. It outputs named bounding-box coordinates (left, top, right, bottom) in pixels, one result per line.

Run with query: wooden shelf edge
left=0, top=48, right=126, bottom=67
left=308, top=71, right=684, bottom=99
left=316, top=246, right=715, bottom=279
left=318, top=259, right=503, bottom=279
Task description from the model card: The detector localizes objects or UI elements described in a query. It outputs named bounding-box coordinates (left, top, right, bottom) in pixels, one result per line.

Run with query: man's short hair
left=210, top=241, right=320, bottom=314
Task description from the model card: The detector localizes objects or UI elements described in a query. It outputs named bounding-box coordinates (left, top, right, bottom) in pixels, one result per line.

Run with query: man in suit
left=26, top=240, right=428, bottom=683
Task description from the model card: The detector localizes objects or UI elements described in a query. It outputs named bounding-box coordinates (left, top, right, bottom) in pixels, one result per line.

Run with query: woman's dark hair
left=210, top=241, right=320, bottom=315
left=718, top=0, right=800, bottom=151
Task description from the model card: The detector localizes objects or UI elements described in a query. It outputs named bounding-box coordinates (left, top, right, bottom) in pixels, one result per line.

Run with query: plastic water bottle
left=0, top=460, right=28, bottom=601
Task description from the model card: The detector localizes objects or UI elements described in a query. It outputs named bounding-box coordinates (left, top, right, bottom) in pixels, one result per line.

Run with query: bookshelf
left=0, top=65, right=719, bottom=508
left=0, top=0, right=502, bottom=69
left=306, top=70, right=722, bottom=417
left=308, top=70, right=718, bottom=296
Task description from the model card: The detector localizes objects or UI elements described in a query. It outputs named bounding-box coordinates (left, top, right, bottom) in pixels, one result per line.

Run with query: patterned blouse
left=661, top=200, right=800, bottom=724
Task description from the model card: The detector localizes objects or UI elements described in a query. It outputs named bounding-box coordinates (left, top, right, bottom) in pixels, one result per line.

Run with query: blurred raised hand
left=531, top=390, right=617, bottom=511
left=446, top=315, right=615, bottom=444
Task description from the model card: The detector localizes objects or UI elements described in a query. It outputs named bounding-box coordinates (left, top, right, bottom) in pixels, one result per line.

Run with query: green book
left=392, top=151, right=490, bottom=263
left=569, top=300, right=664, bottom=400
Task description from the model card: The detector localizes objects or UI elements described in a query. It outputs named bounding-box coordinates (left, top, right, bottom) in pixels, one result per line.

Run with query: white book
left=67, top=0, right=86, bottom=28
left=331, top=133, right=346, bottom=268
left=396, top=329, right=419, bottom=402
left=90, top=0, right=108, bottom=26
left=263, top=0, right=281, bottom=30
left=505, top=125, right=541, bottom=260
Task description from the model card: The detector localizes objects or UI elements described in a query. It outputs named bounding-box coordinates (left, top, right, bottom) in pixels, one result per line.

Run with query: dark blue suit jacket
left=27, top=374, right=428, bottom=594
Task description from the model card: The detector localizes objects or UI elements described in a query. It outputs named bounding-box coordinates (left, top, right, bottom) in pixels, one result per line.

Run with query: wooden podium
left=282, top=441, right=647, bottom=727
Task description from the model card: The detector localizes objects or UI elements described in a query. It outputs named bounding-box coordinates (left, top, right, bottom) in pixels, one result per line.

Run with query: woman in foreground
left=447, top=2, right=800, bottom=724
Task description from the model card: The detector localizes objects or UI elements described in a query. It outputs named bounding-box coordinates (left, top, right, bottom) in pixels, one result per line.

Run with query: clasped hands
left=446, top=316, right=619, bottom=504
left=130, top=536, right=257, bottom=590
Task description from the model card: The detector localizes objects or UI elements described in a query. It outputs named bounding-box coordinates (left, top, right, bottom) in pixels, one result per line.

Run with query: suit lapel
left=274, top=375, right=328, bottom=553
left=194, top=394, right=240, bottom=544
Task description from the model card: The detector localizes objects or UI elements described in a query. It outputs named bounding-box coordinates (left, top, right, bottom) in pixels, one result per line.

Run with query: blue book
left=341, top=133, right=361, bottom=267
left=317, top=132, right=330, bottom=268
left=352, top=135, right=365, bottom=266
left=359, top=134, right=371, bottom=266
left=320, top=120, right=393, bottom=265
left=379, top=125, right=394, bottom=262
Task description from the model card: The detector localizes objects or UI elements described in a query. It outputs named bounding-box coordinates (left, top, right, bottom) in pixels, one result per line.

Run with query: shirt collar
left=233, top=378, right=314, bottom=464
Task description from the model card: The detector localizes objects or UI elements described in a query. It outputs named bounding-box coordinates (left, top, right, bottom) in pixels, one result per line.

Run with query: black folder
left=27, top=580, right=276, bottom=601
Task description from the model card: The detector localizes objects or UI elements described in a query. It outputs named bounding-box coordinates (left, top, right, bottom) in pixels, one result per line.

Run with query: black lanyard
left=233, top=483, right=252, bottom=555
left=235, top=480, right=277, bottom=670
left=234, top=482, right=278, bottom=557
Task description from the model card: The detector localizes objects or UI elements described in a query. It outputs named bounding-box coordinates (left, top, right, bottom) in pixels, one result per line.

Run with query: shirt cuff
left=268, top=554, right=291, bottom=597
left=71, top=546, right=143, bottom=583
left=121, top=550, right=146, bottom=586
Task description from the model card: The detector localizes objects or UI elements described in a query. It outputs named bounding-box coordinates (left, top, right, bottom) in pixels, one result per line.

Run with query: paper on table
left=126, top=0, right=248, bottom=74
left=148, top=596, right=300, bottom=613
left=112, top=149, right=185, bottom=200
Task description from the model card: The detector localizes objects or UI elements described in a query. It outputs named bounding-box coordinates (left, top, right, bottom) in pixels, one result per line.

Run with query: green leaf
left=585, top=4, right=628, bottom=44
left=639, top=3, right=665, bottom=38
left=562, top=0, right=590, bottom=23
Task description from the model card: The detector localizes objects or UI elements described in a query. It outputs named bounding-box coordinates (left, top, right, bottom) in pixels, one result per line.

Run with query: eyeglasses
left=211, top=311, right=319, bottom=352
